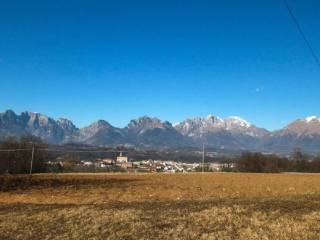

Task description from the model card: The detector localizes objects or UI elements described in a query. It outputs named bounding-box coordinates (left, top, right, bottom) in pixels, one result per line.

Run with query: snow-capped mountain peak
left=3, top=110, right=320, bottom=154
left=174, top=114, right=266, bottom=139
left=225, top=116, right=252, bottom=128
left=305, top=116, right=320, bottom=123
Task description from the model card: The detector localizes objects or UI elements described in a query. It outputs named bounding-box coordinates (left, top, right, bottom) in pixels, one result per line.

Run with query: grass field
left=1, top=173, right=320, bottom=239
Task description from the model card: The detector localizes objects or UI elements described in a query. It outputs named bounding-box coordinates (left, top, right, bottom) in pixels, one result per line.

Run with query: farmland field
left=1, top=173, right=320, bottom=240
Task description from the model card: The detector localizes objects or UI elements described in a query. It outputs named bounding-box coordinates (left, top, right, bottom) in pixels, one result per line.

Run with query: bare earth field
left=1, top=173, right=320, bottom=240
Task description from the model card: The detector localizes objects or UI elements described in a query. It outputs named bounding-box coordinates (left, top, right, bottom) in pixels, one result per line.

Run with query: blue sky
left=0, top=0, right=319, bottom=130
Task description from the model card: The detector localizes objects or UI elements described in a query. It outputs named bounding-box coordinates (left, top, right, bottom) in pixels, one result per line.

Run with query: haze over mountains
left=1, top=110, right=320, bottom=154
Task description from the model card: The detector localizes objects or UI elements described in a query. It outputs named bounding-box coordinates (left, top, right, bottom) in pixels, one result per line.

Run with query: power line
left=0, top=149, right=31, bottom=152
left=39, top=149, right=115, bottom=153
left=0, top=148, right=115, bottom=153
left=283, top=0, right=320, bottom=68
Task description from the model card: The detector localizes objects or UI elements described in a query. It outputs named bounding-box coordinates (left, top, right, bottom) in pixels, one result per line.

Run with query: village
left=76, top=151, right=235, bottom=173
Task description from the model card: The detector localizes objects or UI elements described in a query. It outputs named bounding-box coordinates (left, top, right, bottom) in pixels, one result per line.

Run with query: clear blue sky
left=0, top=0, right=319, bottom=130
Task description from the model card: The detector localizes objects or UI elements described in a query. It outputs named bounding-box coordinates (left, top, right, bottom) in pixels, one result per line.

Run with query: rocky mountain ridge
left=1, top=110, right=320, bottom=153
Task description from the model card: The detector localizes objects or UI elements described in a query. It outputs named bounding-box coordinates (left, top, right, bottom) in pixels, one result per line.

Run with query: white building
left=116, top=151, right=128, bottom=163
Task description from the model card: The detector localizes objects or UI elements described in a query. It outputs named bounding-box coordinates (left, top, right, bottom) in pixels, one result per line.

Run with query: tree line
left=235, top=150, right=320, bottom=173
left=0, top=137, right=118, bottom=174
left=0, top=136, right=48, bottom=174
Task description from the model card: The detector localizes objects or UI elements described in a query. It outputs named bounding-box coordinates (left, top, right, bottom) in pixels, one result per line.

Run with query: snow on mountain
left=175, top=115, right=267, bottom=138
left=278, top=116, right=320, bottom=137
left=257, top=116, right=320, bottom=154
left=304, top=116, right=320, bottom=123
left=225, top=116, right=251, bottom=129
left=1, top=110, right=320, bottom=153
left=57, top=118, right=78, bottom=132
left=174, top=115, right=225, bottom=137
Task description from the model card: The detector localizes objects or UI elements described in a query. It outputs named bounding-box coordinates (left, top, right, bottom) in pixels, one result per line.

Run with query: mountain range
left=1, top=110, right=320, bottom=154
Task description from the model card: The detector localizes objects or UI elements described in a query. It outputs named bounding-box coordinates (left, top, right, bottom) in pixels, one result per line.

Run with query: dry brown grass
left=1, top=173, right=320, bottom=239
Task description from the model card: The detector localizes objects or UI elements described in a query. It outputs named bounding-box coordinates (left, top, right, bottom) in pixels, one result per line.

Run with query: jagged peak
left=92, top=119, right=112, bottom=127
left=4, top=109, right=16, bottom=115
left=57, top=117, right=73, bottom=123
left=24, top=111, right=40, bottom=115
left=135, top=116, right=161, bottom=123
left=127, top=116, right=173, bottom=134
left=57, top=118, right=77, bottom=130
left=22, top=111, right=49, bottom=120
left=128, top=116, right=164, bottom=126
left=225, top=116, right=252, bottom=128
left=180, top=115, right=223, bottom=125
left=1, top=109, right=17, bottom=118
left=207, top=114, right=223, bottom=121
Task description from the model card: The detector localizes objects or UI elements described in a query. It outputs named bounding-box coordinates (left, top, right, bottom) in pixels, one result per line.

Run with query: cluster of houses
left=50, top=151, right=235, bottom=173
left=78, top=151, right=235, bottom=173
left=80, top=151, right=133, bottom=170
left=131, top=160, right=194, bottom=173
